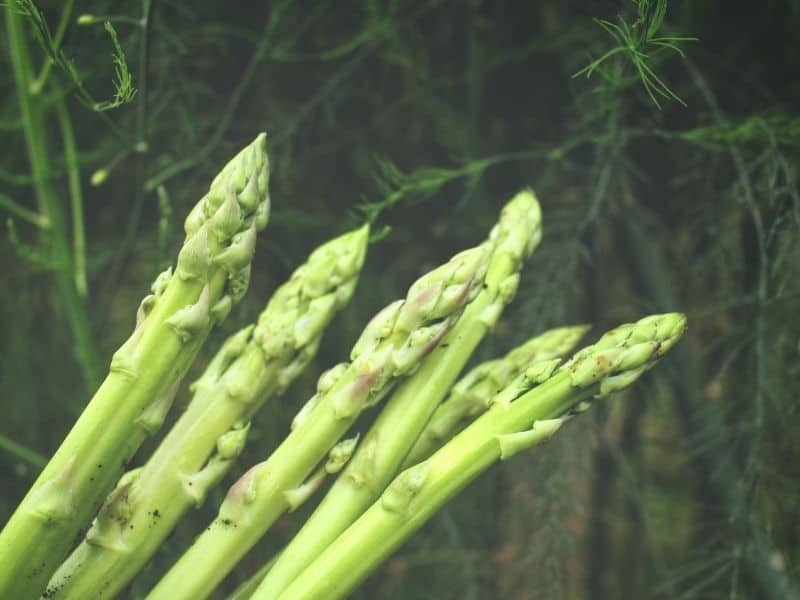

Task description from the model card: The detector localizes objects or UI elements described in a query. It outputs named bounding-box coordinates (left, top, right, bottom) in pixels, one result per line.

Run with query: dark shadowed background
left=1, top=1, right=799, bottom=597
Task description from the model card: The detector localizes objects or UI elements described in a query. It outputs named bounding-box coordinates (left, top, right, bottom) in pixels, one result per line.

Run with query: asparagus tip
left=562, top=312, right=687, bottom=393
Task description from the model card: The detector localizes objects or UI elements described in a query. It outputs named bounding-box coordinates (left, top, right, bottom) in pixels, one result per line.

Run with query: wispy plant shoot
left=13, top=0, right=136, bottom=111
left=358, top=149, right=551, bottom=224
left=573, top=0, right=696, bottom=108
left=5, top=218, right=56, bottom=270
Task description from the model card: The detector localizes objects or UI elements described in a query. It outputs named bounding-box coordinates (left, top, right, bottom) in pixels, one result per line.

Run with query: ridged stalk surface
left=0, top=135, right=270, bottom=600
left=145, top=239, right=493, bottom=600
left=44, top=226, right=367, bottom=599
left=276, top=313, right=687, bottom=600
left=403, top=324, right=590, bottom=466
left=254, top=189, right=543, bottom=598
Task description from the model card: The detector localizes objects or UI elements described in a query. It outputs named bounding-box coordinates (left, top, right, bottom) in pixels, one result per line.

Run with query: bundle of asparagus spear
left=0, top=133, right=686, bottom=600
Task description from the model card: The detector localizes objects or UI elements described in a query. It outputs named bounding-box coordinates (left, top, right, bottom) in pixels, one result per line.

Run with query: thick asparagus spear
left=402, top=324, right=590, bottom=467
left=274, top=313, right=687, bottom=600
left=246, top=327, right=588, bottom=599
left=45, top=226, right=369, bottom=599
left=0, top=134, right=270, bottom=599
left=253, top=190, right=541, bottom=597
left=145, top=240, right=493, bottom=600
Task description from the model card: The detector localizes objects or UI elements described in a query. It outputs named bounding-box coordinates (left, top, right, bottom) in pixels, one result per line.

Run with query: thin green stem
left=29, top=0, right=75, bottom=96
left=0, top=192, right=49, bottom=228
left=5, top=4, right=101, bottom=391
left=77, top=14, right=143, bottom=26
left=55, top=100, right=87, bottom=297
left=0, top=434, right=47, bottom=470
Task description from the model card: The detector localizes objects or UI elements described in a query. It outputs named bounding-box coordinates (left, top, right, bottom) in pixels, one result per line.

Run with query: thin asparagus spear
left=274, top=312, right=687, bottom=600
left=224, top=430, right=361, bottom=600
left=0, top=134, right=270, bottom=600
left=253, top=189, right=541, bottom=597
left=145, top=239, right=494, bottom=600
left=45, top=226, right=369, bottom=599
left=247, top=327, right=588, bottom=599
left=402, top=324, right=590, bottom=467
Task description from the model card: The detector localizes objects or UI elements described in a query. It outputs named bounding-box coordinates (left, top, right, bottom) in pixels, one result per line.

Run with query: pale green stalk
left=402, top=324, right=590, bottom=467
left=45, top=226, right=368, bottom=599
left=254, top=189, right=542, bottom=597
left=0, top=135, right=270, bottom=600
left=146, top=240, right=493, bottom=600
left=275, top=312, right=687, bottom=600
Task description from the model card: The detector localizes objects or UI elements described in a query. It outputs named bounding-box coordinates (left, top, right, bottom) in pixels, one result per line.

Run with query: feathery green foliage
left=573, top=0, right=696, bottom=108
left=14, top=0, right=136, bottom=111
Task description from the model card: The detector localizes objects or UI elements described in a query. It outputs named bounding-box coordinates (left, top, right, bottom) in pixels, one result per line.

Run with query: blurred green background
left=1, top=1, right=798, bottom=598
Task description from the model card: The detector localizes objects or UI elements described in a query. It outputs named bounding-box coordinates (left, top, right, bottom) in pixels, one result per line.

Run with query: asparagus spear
left=402, top=324, right=590, bottom=467
left=244, top=328, right=588, bottom=599
left=0, top=134, right=270, bottom=600
left=44, top=226, right=369, bottom=599
left=248, top=327, right=588, bottom=599
left=273, top=312, right=687, bottom=600
left=253, top=189, right=542, bottom=597
left=145, top=240, right=493, bottom=600
left=223, top=430, right=361, bottom=600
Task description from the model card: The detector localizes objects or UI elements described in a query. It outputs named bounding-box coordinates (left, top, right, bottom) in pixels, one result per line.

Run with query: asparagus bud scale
left=254, top=189, right=543, bottom=598
left=146, top=239, right=493, bottom=600
left=0, top=135, right=270, bottom=600
left=45, top=225, right=368, bottom=599
left=274, top=313, right=687, bottom=600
